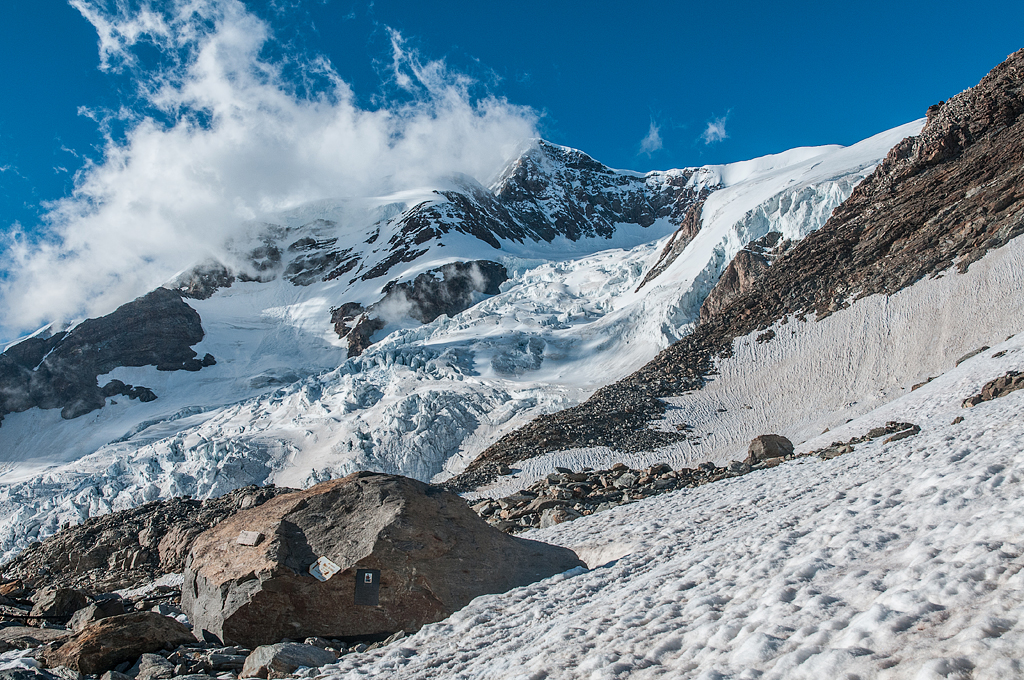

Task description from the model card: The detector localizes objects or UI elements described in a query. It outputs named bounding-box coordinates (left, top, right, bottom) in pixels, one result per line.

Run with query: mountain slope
left=452, top=48, right=1024, bottom=492
left=0, top=125, right=916, bottom=560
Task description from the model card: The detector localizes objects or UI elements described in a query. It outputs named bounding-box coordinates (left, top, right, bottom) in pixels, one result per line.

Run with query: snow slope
left=0, top=125, right=919, bottom=560
left=314, top=328, right=1024, bottom=679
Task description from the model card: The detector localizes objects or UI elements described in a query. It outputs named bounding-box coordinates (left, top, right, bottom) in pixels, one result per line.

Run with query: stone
left=0, top=580, right=26, bottom=597
left=44, top=668, right=80, bottom=680
left=0, top=670, right=60, bottom=680
left=183, top=472, right=584, bottom=647
left=612, top=473, right=639, bottom=489
left=135, top=653, right=175, bottom=680
left=746, top=434, right=794, bottom=462
left=30, top=588, right=88, bottom=620
left=239, top=643, right=336, bottom=679
left=43, top=612, right=197, bottom=675
left=539, top=506, right=582, bottom=529
left=0, top=626, right=71, bottom=649
left=236, top=532, right=262, bottom=547
left=100, top=672, right=131, bottom=680
left=68, top=599, right=127, bottom=632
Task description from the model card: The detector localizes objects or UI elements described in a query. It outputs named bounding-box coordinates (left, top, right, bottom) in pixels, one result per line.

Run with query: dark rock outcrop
left=637, top=189, right=715, bottom=290
left=0, top=288, right=210, bottom=424
left=332, top=261, right=508, bottom=357
left=182, top=472, right=584, bottom=647
left=2, top=486, right=294, bottom=594
left=699, top=232, right=791, bottom=323
left=447, top=49, right=1024, bottom=490
left=171, top=262, right=235, bottom=300
left=962, top=370, right=1024, bottom=407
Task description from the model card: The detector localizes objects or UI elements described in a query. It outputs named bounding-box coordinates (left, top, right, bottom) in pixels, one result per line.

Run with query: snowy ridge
left=0, top=126, right=917, bottom=560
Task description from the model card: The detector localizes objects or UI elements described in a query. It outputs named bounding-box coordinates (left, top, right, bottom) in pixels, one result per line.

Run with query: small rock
left=135, top=653, right=175, bottom=680
left=612, top=472, right=639, bottom=489
left=69, top=600, right=127, bottom=633
left=30, top=588, right=88, bottom=620
left=240, top=643, right=336, bottom=679
left=301, top=638, right=331, bottom=649
left=747, top=434, right=794, bottom=462
left=952, top=416, right=964, bottom=424
left=100, top=671, right=132, bottom=680
left=539, top=506, right=582, bottom=529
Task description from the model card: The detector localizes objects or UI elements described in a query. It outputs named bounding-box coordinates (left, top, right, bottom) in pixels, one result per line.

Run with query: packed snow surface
left=317, top=334, right=1024, bottom=679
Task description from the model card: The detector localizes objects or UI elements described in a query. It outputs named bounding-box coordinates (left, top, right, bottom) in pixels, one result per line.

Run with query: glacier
left=0, top=123, right=921, bottom=560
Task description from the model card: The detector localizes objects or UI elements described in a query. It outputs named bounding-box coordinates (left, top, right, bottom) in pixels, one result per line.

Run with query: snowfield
left=317, top=332, right=1024, bottom=680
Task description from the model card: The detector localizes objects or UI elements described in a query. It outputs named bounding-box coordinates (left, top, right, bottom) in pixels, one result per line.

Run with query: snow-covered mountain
left=0, top=123, right=919, bottom=559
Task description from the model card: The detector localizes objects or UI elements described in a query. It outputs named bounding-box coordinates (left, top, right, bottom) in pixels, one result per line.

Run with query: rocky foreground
left=0, top=472, right=584, bottom=680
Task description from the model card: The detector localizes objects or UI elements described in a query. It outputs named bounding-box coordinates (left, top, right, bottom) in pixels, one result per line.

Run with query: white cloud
left=0, top=0, right=537, bottom=337
left=639, top=120, right=663, bottom=156
left=702, top=115, right=728, bottom=144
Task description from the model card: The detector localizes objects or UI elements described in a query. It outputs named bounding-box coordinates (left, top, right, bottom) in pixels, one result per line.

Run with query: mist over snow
left=0, top=0, right=537, bottom=339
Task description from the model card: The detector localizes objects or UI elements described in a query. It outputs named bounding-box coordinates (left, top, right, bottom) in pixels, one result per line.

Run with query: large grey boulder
left=239, top=643, right=336, bottom=679
left=746, top=434, right=794, bottom=463
left=183, top=472, right=585, bottom=646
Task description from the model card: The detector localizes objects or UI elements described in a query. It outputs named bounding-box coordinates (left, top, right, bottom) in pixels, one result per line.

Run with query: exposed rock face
left=448, top=49, right=1024, bottom=489
left=43, top=612, right=197, bottom=675
left=746, top=435, right=795, bottom=463
left=68, top=599, right=127, bottom=632
left=699, top=232, right=790, bottom=323
left=332, top=261, right=508, bottom=357
left=636, top=189, right=715, bottom=290
left=0, top=288, right=210, bottom=424
left=962, top=370, right=1024, bottom=407
left=2, top=486, right=294, bottom=594
left=182, top=472, right=584, bottom=646
left=171, top=262, right=236, bottom=300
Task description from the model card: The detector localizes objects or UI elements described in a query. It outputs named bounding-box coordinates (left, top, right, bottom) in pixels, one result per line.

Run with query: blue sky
left=0, top=0, right=1021, bottom=335
left=3, top=0, right=1022, bottom=231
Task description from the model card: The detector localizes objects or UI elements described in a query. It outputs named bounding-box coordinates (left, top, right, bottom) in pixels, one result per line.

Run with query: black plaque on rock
left=354, top=569, right=381, bottom=606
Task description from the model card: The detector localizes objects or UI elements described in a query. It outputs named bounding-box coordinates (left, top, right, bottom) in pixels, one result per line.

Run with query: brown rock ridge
left=698, top=231, right=791, bottom=323
left=445, top=48, right=1024, bottom=491
left=2, top=485, right=294, bottom=594
left=182, top=472, right=584, bottom=647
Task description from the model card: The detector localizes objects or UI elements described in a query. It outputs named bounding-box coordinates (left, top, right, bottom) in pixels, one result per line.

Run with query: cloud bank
left=0, top=0, right=537, bottom=339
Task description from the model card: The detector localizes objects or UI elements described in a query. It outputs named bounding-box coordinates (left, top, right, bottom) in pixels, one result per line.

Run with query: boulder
left=0, top=670, right=60, bottom=680
left=68, top=600, right=126, bottom=632
left=0, top=626, right=71, bottom=649
left=133, top=654, right=174, bottom=680
left=43, top=612, right=196, bottom=674
left=183, top=472, right=585, bottom=646
left=746, top=434, right=794, bottom=463
left=30, top=588, right=88, bottom=620
left=239, top=643, right=336, bottom=679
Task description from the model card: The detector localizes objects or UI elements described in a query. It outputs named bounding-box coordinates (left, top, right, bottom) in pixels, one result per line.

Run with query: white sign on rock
left=309, top=556, right=341, bottom=582
left=236, top=531, right=263, bottom=546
